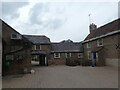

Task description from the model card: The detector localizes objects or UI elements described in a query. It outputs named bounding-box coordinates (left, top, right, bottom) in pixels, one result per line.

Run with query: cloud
left=1, top=1, right=118, bottom=42
left=29, top=2, right=67, bottom=31
left=2, top=2, right=29, bottom=19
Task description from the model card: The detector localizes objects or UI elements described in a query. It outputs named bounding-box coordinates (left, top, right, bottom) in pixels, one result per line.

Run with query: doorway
left=39, top=54, right=47, bottom=66
left=92, top=52, right=98, bottom=66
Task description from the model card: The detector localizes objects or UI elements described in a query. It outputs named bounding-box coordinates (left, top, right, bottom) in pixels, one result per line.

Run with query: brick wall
left=2, top=21, right=32, bottom=75
left=48, top=52, right=82, bottom=65
left=83, top=33, right=119, bottom=66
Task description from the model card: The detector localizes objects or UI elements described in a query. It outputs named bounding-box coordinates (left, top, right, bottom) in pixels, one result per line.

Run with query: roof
left=1, top=19, right=21, bottom=35
left=1, top=19, right=31, bottom=44
left=84, top=18, right=120, bottom=42
left=51, top=40, right=83, bottom=53
left=24, top=35, right=51, bottom=44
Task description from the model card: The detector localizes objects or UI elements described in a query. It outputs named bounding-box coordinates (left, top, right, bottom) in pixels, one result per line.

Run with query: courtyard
left=2, top=65, right=118, bottom=88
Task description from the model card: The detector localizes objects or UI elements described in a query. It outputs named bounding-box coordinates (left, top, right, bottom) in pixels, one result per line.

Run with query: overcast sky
left=1, top=0, right=119, bottom=42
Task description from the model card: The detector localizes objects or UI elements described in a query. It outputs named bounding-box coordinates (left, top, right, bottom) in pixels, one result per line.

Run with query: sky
left=1, top=0, right=119, bottom=42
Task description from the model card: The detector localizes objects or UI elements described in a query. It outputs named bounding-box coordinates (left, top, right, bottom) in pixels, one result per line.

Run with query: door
left=39, top=54, right=46, bottom=66
left=92, top=52, right=98, bottom=66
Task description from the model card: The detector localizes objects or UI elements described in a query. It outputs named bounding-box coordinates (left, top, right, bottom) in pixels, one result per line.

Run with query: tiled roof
left=24, top=35, right=51, bottom=44
left=51, top=40, right=83, bottom=52
left=84, top=18, right=120, bottom=41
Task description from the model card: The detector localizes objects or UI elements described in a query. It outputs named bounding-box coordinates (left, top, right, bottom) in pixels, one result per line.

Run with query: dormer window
left=97, top=39, right=103, bottom=46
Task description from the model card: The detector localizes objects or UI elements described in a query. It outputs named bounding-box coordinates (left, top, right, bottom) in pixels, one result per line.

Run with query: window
left=97, top=39, right=103, bottom=46
left=17, top=55, right=23, bottom=60
left=88, top=51, right=91, bottom=60
left=40, top=45, right=41, bottom=50
left=32, top=55, right=38, bottom=61
left=6, top=55, right=14, bottom=61
left=36, top=45, right=41, bottom=50
left=11, top=33, right=17, bottom=38
left=32, top=45, right=36, bottom=50
left=32, top=45, right=41, bottom=50
left=87, top=43, right=91, bottom=48
left=78, top=53, right=83, bottom=58
left=11, top=33, right=22, bottom=39
left=96, top=53, right=98, bottom=61
left=66, top=53, right=71, bottom=58
left=54, top=53, right=60, bottom=58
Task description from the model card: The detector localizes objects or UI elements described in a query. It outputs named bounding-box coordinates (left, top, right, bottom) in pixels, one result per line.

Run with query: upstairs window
left=11, top=33, right=22, bottom=39
left=11, top=33, right=17, bottom=38
left=36, top=45, right=41, bottom=50
left=54, top=53, right=60, bottom=58
left=32, top=45, right=36, bottom=50
left=97, top=39, right=103, bottom=46
left=87, top=43, right=91, bottom=48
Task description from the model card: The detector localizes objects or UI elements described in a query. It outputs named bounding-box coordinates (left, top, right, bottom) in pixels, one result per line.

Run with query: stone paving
left=2, top=65, right=118, bottom=88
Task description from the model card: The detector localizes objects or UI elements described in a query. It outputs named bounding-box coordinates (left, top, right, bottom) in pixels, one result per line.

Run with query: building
left=24, top=36, right=84, bottom=66
left=24, top=35, right=51, bottom=66
left=2, top=20, right=32, bottom=75
left=82, top=18, right=120, bottom=67
left=49, top=40, right=83, bottom=65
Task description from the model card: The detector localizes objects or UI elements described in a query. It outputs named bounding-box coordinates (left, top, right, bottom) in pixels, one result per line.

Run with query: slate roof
left=51, top=40, right=83, bottom=53
left=24, top=35, right=51, bottom=44
left=84, top=18, right=120, bottom=41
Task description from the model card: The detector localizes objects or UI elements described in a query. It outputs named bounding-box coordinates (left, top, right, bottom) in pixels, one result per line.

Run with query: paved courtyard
left=2, top=65, right=118, bottom=88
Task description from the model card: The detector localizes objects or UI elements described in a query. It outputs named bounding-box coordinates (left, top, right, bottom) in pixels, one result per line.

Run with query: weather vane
left=88, top=14, right=91, bottom=24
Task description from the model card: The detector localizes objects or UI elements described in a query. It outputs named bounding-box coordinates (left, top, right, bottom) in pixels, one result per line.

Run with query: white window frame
left=40, top=45, right=41, bottom=50
left=87, top=43, right=91, bottom=48
left=54, top=53, right=60, bottom=58
left=34, top=45, right=36, bottom=50
left=32, top=45, right=36, bottom=50
left=65, top=53, right=71, bottom=58
left=6, top=55, right=14, bottom=61
left=88, top=51, right=91, bottom=60
left=96, top=53, right=98, bottom=61
left=97, top=39, right=103, bottom=46
left=78, top=53, right=83, bottom=58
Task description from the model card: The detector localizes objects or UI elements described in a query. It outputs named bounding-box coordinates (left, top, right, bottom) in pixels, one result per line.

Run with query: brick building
left=24, top=36, right=83, bottom=66
left=49, top=40, right=83, bottom=65
left=82, top=18, right=120, bottom=67
left=24, top=35, right=51, bottom=66
left=2, top=20, right=32, bottom=75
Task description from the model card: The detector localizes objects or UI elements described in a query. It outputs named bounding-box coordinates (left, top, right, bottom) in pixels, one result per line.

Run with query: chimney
left=89, top=23, right=97, bottom=33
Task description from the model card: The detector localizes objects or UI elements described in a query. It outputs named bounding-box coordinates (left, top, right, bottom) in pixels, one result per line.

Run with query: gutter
left=83, top=29, right=120, bottom=43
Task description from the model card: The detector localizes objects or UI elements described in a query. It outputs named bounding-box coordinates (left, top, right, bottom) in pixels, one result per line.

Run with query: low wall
left=48, top=59, right=65, bottom=65
left=105, top=58, right=119, bottom=67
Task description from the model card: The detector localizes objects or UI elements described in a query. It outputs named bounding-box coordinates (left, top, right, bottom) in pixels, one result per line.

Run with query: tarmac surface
left=2, top=65, right=118, bottom=88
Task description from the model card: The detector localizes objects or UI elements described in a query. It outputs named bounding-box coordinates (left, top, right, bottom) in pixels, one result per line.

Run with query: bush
left=66, top=58, right=77, bottom=66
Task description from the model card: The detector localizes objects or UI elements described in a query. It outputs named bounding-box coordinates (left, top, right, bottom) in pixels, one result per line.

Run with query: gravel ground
left=2, top=65, right=118, bottom=88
